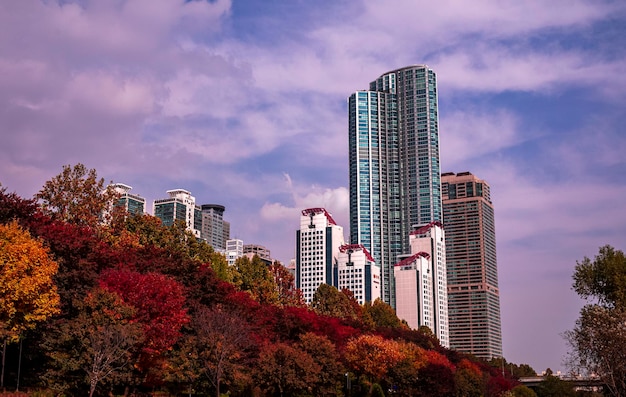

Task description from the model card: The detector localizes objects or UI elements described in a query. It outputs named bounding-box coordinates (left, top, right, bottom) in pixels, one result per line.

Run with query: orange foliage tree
left=0, top=221, right=60, bottom=342
left=344, top=334, right=404, bottom=392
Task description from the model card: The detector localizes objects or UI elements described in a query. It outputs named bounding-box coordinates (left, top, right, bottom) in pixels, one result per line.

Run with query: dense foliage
left=0, top=168, right=533, bottom=396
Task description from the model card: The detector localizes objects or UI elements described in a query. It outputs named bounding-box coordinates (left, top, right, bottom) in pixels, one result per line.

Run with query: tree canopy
left=566, top=245, right=626, bottom=397
left=0, top=221, right=60, bottom=342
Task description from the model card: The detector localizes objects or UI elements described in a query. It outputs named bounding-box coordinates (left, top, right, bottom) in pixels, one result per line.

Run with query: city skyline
left=1, top=0, right=625, bottom=373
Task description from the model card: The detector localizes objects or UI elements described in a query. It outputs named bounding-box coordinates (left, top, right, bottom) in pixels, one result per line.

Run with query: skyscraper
left=295, top=208, right=345, bottom=303
left=442, top=172, right=502, bottom=359
left=200, top=204, right=229, bottom=250
left=348, top=65, right=442, bottom=307
left=111, top=183, right=145, bottom=215
left=153, top=189, right=201, bottom=238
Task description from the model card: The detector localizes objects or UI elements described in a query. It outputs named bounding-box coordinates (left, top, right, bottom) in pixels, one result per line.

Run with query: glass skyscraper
left=348, top=65, right=442, bottom=307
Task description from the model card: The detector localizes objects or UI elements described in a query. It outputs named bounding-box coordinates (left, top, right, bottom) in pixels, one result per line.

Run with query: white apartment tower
left=336, top=244, right=381, bottom=305
left=295, top=208, right=345, bottom=303
left=226, top=239, right=244, bottom=266
left=395, top=221, right=449, bottom=347
left=394, top=251, right=434, bottom=332
left=153, top=189, right=201, bottom=238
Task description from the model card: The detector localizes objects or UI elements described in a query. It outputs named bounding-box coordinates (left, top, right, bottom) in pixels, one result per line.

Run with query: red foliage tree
left=99, top=269, right=189, bottom=367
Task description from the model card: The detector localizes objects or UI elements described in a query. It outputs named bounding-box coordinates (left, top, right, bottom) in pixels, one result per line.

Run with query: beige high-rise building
left=442, top=172, right=502, bottom=359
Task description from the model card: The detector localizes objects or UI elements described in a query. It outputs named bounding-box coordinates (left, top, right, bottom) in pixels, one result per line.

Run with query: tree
left=297, top=332, right=345, bottom=395
left=534, top=373, right=576, bottom=397
left=566, top=245, right=626, bottom=397
left=454, top=359, right=484, bottom=397
left=254, top=342, right=320, bottom=397
left=0, top=221, right=60, bottom=342
left=193, top=305, right=253, bottom=397
left=234, top=255, right=279, bottom=305
left=344, top=334, right=404, bottom=394
left=270, top=261, right=305, bottom=307
left=566, top=305, right=626, bottom=396
left=573, top=245, right=626, bottom=308
left=311, top=284, right=359, bottom=320
left=99, top=269, right=189, bottom=372
left=510, top=385, right=538, bottom=397
left=36, top=163, right=118, bottom=227
left=43, top=288, right=143, bottom=397
left=362, top=298, right=406, bottom=329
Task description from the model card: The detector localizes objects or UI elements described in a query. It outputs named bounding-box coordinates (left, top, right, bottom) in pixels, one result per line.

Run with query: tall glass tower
left=348, top=65, right=442, bottom=307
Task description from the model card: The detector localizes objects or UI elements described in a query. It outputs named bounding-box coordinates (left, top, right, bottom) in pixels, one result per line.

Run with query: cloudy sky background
left=1, top=0, right=625, bottom=372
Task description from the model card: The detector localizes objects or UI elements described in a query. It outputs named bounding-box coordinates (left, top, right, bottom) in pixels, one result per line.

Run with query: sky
left=1, top=0, right=625, bottom=373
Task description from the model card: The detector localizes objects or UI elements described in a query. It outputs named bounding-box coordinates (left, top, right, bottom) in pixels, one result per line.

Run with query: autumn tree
left=386, top=341, right=427, bottom=396
left=270, top=261, right=304, bottom=307
left=362, top=298, right=406, bottom=329
left=254, top=342, right=321, bottom=397
left=454, top=358, right=485, bottom=397
left=99, top=269, right=189, bottom=373
left=234, top=255, right=279, bottom=305
left=297, top=332, right=345, bottom=395
left=344, top=334, right=404, bottom=394
left=565, top=245, right=626, bottom=397
left=0, top=221, right=61, bottom=342
left=193, top=305, right=253, bottom=397
left=43, top=288, right=143, bottom=397
left=413, top=350, right=456, bottom=397
left=36, top=163, right=118, bottom=227
left=311, top=283, right=359, bottom=320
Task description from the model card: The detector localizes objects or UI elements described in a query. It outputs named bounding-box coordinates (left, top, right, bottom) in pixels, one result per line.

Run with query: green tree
left=311, top=284, right=358, bottom=320
left=566, top=245, right=626, bottom=397
left=36, top=163, right=118, bottom=227
left=234, top=255, right=279, bottom=305
left=534, top=373, right=576, bottom=397
left=510, top=384, right=538, bottom=397
left=363, top=298, right=405, bottom=329
left=0, top=221, right=61, bottom=342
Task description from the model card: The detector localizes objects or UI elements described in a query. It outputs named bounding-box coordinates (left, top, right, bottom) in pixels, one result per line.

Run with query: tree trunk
left=1, top=339, right=5, bottom=388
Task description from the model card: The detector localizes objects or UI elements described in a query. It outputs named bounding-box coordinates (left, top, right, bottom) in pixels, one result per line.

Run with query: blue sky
left=1, top=0, right=625, bottom=373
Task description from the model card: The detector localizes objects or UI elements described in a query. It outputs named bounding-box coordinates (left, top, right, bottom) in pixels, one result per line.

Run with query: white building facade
left=394, top=252, right=433, bottom=332
left=295, top=208, right=345, bottom=303
left=395, top=221, right=449, bottom=347
left=336, top=244, right=381, bottom=305
left=153, top=189, right=201, bottom=238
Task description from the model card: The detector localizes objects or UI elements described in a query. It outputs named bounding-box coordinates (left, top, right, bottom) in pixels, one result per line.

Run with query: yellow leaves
left=0, top=221, right=60, bottom=342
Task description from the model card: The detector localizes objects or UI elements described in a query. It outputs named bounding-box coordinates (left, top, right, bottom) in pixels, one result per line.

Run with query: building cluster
left=295, top=65, right=502, bottom=359
left=115, top=64, right=503, bottom=361
left=113, top=185, right=274, bottom=266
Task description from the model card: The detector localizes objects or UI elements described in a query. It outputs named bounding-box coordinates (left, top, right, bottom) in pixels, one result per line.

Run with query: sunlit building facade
left=201, top=204, right=229, bottom=250
left=336, top=244, right=381, bottom=305
left=348, top=65, right=442, bottom=308
left=442, top=172, right=502, bottom=359
left=295, top=208, right=345, bottom=303
left=112, top=183, right=145, bottom=215
left=153, top=189, right=201, bottom=238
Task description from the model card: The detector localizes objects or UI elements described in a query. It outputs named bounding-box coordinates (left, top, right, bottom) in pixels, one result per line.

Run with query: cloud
left=441, top=109, right=525, bottom=170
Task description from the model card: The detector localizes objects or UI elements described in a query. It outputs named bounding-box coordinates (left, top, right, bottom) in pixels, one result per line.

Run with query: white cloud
left=441, top=109, right=525, bottom=170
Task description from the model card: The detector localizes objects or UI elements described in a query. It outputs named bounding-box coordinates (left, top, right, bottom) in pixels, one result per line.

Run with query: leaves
left=0, top=221, right=60, bottom=342
left=36, top=164, right=119, bottom=227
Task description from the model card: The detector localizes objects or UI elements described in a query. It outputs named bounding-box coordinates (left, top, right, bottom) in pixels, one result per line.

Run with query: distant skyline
left=1, top=0, right=626, bottom=373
